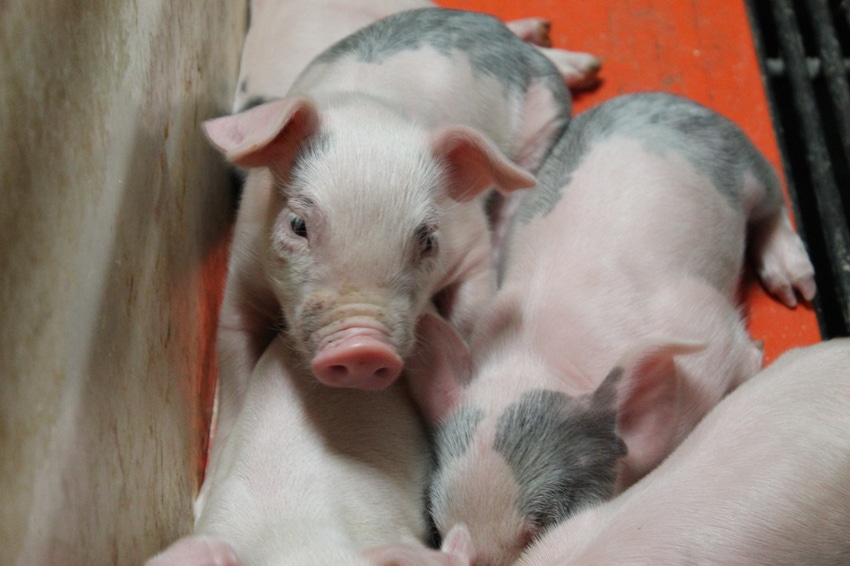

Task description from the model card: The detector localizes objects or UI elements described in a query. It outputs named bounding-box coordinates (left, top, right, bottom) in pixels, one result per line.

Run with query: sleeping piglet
left=428, top=92, right=817, bottom=565
left=516, top=338, right=850, bottom=566
left=203, top=7, right=591, bottom=402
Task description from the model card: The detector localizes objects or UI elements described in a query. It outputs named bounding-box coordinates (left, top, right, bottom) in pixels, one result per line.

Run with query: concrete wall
left=0, top=1, right=246, bottom=563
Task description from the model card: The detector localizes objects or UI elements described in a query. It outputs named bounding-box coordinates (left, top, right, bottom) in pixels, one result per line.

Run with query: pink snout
left=311, top=330, right=404, bottom=390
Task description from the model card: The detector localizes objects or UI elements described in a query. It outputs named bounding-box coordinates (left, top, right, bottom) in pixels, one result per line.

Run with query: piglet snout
left=311, top=328, right=403, bottom=389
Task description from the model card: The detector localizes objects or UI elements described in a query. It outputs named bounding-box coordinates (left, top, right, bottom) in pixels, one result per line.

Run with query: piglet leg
left=749, top=212, right=817, bottom=308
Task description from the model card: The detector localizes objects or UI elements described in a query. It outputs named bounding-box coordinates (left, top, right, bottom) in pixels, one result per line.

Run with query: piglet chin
left=311, top=326, right=403, bottom=390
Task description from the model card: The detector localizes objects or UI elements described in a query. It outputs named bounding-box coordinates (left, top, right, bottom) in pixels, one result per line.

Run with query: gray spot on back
left=502, top=92, right=783, bottom=278
left=433, top=404, right=485, bottom=463
left=494, top=388, right=626, bottom=531
left=312, top=8, right=568, bottom=115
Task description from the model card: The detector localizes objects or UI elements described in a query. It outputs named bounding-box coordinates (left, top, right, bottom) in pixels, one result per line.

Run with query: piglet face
left=263, top=123, right=446, bottom=390
left=204, top=96, right=533, bottom=391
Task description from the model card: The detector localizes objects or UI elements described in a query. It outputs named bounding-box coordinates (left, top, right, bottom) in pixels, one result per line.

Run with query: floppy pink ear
left=441, top=523, right=475, bottom=564
left=430, top=125, right=536, bottom=202
left=202, top=96, right=319, bottom=171
left=593, top=339, right=706, bottom=484
left=404, top=310, right=471, bottom=427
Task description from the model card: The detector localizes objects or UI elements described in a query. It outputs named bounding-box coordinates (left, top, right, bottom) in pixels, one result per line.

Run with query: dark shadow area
left=745, top=0, right=850, bottom=338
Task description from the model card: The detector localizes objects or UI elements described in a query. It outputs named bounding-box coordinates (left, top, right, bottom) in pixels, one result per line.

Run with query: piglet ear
left=430, top=126, right=536, bottom=202
left=441, top=523, right=475, bottom=565
left=404, top=310, right=471, bottom=426
left=594, top=339, right=706, bottom=484
left=202, top=97, right=319, bottom=170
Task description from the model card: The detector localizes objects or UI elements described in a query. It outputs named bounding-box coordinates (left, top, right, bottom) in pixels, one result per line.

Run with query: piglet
left=516, top=338, right=850, bottom=566
left=148, top=328, right=444, bottom=566
left=428, top=92, right=817, bottom=565
left=199, top=0, right=444, bottom=523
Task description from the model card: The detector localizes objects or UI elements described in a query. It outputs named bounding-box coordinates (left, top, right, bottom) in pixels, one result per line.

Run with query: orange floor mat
left=440, top=0, right=822, bottom=364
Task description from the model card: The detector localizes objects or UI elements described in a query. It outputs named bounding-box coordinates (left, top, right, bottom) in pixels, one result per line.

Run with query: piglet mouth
left=309, top=315, right=404, bottom=390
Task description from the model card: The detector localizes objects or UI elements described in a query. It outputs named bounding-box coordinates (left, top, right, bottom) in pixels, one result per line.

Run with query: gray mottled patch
left=514, top=92, right=784, bottom=225
left=592, top=366, right=623, bottom=409
left=313, top=8, right=567, bottom=107
left=494, top=388, right=626, bottom=531
left=501, top=92, right=784, bottom=278
left=433, top=404, right=485, bottom=463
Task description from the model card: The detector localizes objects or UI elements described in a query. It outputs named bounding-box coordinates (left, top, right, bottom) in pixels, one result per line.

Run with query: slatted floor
left=747, top=0, right=850, bottom=339
left=442, top=0, right=824, bottom=364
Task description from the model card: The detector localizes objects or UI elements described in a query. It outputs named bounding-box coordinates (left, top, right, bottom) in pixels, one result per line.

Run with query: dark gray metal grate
left=746, top=0, right=850, bottom=338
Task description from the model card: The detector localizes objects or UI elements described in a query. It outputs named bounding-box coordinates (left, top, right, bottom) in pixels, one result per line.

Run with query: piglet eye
left=289, top=213, right=308, bottom=239
left=416, top=224, right=437, bottom=256
left=424, top=233, right=436, bottom=254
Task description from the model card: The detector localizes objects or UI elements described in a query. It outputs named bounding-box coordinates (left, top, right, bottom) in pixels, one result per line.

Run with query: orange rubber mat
left=440, top=0, right=822, bottom=364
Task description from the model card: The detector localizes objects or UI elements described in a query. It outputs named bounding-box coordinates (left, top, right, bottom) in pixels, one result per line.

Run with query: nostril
left=326, top=365, right=350, bottom=381
left=315, top=359, right=399, bottom=389
left=373, top=366, right=391, bottom=380
left=311, top=331, right=404, bottom=390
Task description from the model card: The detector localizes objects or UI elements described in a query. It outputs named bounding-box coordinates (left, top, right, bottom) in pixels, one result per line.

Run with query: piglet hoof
left=505, top=17, right=602, bottom=89
left=760, top=268, right=817, bottom=308
left=757, top=248, right=817, bottom=308
left=505, top=17, right=552, bottom=47
left=536, top=47, right=602, bottom=90
left=751, top=219, right=817, bottom=308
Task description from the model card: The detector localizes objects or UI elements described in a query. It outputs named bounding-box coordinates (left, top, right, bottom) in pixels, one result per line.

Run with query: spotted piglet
left=517, top=338, right=850, bottom=566
left=428, top=92, right=817, bottom=565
